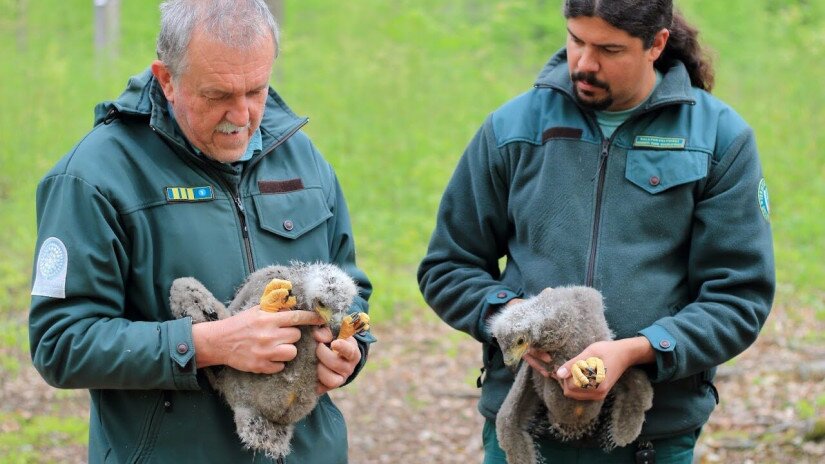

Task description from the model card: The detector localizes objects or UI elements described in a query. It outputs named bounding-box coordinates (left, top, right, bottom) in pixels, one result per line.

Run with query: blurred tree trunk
left=94, top=0, right=120, bottom=61
left=265, top=0, right=284, bottom=83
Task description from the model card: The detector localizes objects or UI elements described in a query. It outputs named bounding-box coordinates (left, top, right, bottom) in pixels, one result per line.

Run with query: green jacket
left=418, top=49, right=774, bottom=440
left=29, top=69, right=373, bottom=463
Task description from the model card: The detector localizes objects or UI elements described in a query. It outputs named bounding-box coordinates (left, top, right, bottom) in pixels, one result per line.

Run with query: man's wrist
left=619, top=336, right=656, bottom=366
left=192, top=320, right=222, bottom=368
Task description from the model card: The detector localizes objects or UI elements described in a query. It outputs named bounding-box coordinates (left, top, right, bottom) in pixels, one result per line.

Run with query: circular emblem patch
left=38, top=237, right=67, bottom=279
left=758, top=178, right=770, bottom=221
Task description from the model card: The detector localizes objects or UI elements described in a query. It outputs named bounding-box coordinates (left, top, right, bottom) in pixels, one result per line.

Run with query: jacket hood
left=534, top=47, right=697, bottom=110
left=93, top=67, right=307, bottom=153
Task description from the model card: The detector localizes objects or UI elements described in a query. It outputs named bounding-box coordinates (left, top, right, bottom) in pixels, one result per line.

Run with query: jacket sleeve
left=417, top=117, right=520, bottom=344
left=29, top=173, right=200, bottom=391
left=322, top=161, right=374, bottom=385
left=639, top=128, right=775, bottom=382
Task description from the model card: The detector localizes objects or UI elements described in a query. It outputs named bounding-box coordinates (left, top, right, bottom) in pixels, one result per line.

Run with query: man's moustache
left=571, top=72, right=609, bottom=89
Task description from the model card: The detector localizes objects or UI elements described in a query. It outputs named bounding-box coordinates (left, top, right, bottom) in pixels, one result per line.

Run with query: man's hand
left=192, top=306, right=325, bottom=374
left=313, top=326, right=361, bottom=395
left=554, top=337, right=654, bottom=401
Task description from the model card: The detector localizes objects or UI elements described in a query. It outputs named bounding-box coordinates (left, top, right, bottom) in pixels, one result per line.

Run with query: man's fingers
left=270, top=343, right=298, bottom=363
left=523, top=353, right=550, bottom=377
left=317, top=362, right=346, bottom=390
left=527, top=348, right=552, bottom=364
left=273, top=309, right=325, bottom=327
left=312, top=326, right=333, bottom=343
left=330, top=338, right=359, bottom=362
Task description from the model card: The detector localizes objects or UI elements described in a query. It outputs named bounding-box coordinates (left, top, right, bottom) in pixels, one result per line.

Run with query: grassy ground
left=1, top=0, right=823, bottom=460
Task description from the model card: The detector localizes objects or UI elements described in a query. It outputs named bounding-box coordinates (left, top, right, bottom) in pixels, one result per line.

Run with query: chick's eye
left=516, top=337, right=525, bottom=345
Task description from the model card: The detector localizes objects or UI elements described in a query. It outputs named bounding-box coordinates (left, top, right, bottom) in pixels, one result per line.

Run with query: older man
left=29, top=1, right=372, bottom=462
left=419, top=0, right=774, bottom=462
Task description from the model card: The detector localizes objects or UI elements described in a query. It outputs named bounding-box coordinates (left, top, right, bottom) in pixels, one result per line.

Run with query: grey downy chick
left=169, top=262, right=358, bottom=459
left=489, top=286, right=653, bottom=464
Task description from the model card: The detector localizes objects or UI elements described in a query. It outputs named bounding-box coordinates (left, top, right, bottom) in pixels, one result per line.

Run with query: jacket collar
left=534, top=48, right=697, bottom=110
left=93, top=67, right=308, bottom=159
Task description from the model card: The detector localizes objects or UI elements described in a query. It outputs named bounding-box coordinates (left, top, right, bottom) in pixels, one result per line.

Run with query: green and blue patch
left=633, top=135, right=686, bottom=149
left=758, top=178, right=770, bottom=221
left=166, top=186, right=214, bottom=202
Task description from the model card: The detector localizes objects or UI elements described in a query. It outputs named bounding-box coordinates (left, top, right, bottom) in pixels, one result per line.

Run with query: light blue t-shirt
left=596, top=69, right=663, bottom=138
left=166, top=103, right=262, bottom=162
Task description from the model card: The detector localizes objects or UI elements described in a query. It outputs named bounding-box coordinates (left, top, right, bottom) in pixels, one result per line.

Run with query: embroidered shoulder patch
left=758, top=178, right=770, bottom=221
left=166, top=186, right=214, bottom=202
left=633, top=135, right=686, bottom=149
left=32, top=237, right=68, bottom=298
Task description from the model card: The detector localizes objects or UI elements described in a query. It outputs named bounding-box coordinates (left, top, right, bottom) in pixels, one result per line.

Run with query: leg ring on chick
left=571, top=356, right=606, bottom=389
left=259, top=279, right=298, bottom=312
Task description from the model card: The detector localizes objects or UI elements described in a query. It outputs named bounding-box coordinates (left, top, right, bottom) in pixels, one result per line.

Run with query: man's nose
left=577, top=48, right=600, bottom=73
left=224, top=96, right=250, bottom=127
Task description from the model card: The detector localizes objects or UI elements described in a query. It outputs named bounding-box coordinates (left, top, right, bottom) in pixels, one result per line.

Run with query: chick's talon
left=337, top=312, right=370, bottom=340
left=259, top=279, right=297, bottom=312
left=571, top=356, right=606, bottom=389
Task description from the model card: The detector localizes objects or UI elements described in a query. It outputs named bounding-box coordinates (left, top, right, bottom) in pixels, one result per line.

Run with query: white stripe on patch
left=32, top=237, right=68, bottom=298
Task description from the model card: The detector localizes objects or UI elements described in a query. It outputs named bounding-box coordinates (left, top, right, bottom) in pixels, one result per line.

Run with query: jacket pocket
left=252, top=188, right=332, bottom=240
left=625, top=149, right=709, bottom=194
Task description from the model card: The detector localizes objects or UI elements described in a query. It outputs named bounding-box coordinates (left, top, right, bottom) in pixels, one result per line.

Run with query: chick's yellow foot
left=337, top=312, right=370, bottom=340
left=571, top=356, right=606, bottom=389
left=259, top=279, right=297, bottom=312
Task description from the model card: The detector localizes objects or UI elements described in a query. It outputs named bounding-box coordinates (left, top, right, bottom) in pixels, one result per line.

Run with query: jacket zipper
left=586, top=139, right=610, bottom=286
left=228, top=181, right=256, bottom=274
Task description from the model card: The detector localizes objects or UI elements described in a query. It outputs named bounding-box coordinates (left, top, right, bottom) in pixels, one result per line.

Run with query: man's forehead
left=566, top=16, right=640, bottom=47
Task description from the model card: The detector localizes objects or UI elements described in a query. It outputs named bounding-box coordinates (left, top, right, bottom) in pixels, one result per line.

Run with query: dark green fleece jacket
left=30, top=68, right=373, bottom=463
left=418, top=49, right=774, bottom=440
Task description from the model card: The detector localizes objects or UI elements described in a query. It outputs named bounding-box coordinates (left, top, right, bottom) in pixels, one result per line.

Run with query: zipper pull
left=233, top=194, right=249, bottom=238
left=592, top=139, right=610, bottom=181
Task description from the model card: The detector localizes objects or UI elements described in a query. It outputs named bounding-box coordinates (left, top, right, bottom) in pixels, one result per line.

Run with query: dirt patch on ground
left=2, top=301, right=824, bottom=463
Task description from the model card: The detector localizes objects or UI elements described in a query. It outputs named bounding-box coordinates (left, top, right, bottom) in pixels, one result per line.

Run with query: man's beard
left=571, top=71, right=613, bottom=111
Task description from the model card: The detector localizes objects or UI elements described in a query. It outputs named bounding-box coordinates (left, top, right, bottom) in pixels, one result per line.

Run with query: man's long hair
left=563, top=0, right=714, bottom=92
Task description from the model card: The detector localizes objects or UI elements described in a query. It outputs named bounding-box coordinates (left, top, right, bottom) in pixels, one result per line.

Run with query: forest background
left=1, top=0, right=823, bottom=462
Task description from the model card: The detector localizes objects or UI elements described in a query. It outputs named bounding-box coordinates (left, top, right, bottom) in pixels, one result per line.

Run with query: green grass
left=0, top=0, right=823, bottom=459
left=0, top=412, right=87, bottom=462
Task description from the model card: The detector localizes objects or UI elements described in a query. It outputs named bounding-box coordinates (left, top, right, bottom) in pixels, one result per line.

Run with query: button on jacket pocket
left=625, top=150, right=710, bottom=194
left=252, top=188, right=332, bottom=240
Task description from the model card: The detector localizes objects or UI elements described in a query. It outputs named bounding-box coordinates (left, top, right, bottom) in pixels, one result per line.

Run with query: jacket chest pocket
left=252, top=188, right=332, bottom=239
left=625, top=149, right=710, bottom=194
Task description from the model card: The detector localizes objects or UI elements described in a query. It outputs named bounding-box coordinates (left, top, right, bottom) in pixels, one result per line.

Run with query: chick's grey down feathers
left=169, top=263, right=357, bottom=459
left=489, top=286, right=653, bottom=464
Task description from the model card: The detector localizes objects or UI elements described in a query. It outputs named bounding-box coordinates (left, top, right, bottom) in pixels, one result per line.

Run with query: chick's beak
left=315, top=304, right=332, bottom=324
left=503, top=343, right=529, bottom=366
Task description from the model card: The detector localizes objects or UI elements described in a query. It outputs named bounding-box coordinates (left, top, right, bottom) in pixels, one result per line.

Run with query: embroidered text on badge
left=166, top=186, right=214, bottom=202
left=633, top=135, right=686, bottom=149
left=32, top=237, right=68, bottom=298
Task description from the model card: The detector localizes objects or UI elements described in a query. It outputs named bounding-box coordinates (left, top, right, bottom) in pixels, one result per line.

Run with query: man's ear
left=151, top=60, right=175, bottom=103
left=648, top=28, right=670, bottom=62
